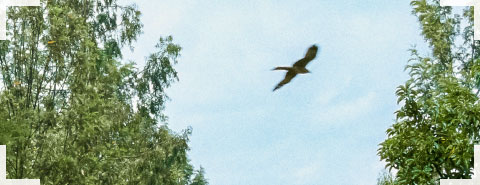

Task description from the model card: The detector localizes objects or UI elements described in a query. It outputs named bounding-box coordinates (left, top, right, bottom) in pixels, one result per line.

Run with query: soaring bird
left=272, top=45, right=319, bottom=91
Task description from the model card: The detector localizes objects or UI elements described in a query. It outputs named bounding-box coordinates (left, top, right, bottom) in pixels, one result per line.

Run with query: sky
left=120, top=0, right=428, bottom=184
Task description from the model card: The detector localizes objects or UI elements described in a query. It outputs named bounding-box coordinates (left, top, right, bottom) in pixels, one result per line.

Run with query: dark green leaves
left=138, top=36, right=181, bottom=120
left=0, top=1, right=205, bottom=184
left=379, top=1, right=480, bottom=184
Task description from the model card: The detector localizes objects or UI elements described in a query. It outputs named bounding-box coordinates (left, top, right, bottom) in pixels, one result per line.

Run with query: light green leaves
left=0, top=0, right=206, bottom=184
left=379, top=0, right=480, bottom=184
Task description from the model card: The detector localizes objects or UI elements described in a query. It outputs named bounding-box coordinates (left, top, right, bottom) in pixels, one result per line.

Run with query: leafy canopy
left=378, top=0, right=480, bottom=184
left=0, top=0, right=207, bottom=184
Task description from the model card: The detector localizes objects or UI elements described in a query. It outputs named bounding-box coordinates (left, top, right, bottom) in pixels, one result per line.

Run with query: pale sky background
left=120, top=1, right=428, bottom=184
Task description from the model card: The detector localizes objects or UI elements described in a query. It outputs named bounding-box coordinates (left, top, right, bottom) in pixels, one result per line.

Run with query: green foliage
left=377, top=170, right=397, bottom=185
left=191, top=167, right=208, bottom=185
left=378, top=0, right=480, bottom=184
left=0, top=0, right=206, bottom=184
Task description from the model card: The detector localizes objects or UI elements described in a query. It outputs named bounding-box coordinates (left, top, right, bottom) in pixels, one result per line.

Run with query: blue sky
left=121, top=0, right=427, bottom=184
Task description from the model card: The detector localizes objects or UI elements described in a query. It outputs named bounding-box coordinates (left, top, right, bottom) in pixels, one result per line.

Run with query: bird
left=272, top=45, right=319, bottom=91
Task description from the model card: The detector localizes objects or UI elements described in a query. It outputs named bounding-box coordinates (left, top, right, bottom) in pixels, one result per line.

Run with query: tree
left=191, top=167, right=208, bottom=185
left=0, top=0, right=206, bottom=184
left=378, top=0, right=480, bottom=184
left=376, top=170, right=396, bottom=185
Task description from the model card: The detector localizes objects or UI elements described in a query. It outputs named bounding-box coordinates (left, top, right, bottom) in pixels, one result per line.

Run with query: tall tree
left=378, top=0, right=480, bottom=184
left=0, top=0, right=207, bottom=184
left=376, top=170, right=396, bottom=185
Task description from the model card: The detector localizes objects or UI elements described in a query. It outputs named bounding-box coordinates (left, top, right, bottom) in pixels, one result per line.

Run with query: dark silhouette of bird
left=272, top=45, right=319, bottom=91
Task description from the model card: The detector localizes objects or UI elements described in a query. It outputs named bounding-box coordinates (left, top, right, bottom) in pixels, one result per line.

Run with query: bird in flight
left=272, top=45, right=319, bottom=91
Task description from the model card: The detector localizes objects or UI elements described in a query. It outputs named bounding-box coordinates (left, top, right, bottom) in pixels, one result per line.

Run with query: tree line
left=0, top=0, right=207, bottom=184
left=378, top=0, right=480, bottom=184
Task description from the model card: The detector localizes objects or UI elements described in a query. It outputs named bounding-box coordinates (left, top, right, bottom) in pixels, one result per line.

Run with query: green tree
left=376, top=170, right=396, bottom=185
left=191, top=167, right=208, bottom=185
left=378, top=0, right=480, bottom=184
left=0, top=0, right=206, bottom=184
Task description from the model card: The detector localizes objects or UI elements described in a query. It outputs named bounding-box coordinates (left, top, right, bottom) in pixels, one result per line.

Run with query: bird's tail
left=272, top=66, right=292, bottom=71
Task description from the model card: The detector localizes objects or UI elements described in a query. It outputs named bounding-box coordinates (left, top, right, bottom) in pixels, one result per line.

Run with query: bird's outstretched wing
left=273, top=70, right=297, bottom=91
left=293, top=45, right=318, bottom=68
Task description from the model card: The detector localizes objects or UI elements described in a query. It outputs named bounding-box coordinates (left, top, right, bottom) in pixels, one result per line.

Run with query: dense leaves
left=378, top=0, right=480, bottom=184
left=0, top=0, right=207, bottom=184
